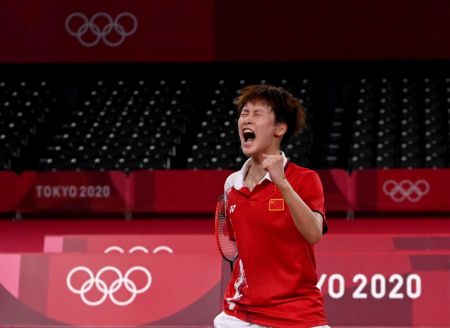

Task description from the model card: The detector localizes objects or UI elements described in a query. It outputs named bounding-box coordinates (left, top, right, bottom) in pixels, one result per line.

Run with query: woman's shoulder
left=224, top=170, right=242, bottom=191
left=287, top=161, right=319, bottom=176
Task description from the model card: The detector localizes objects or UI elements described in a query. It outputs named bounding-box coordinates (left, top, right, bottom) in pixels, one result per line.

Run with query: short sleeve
left=296, top=171, right=328, bottom=234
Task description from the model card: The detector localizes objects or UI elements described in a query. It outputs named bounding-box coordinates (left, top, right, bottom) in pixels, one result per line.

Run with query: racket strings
left=215, top=195, right=238, bottom=262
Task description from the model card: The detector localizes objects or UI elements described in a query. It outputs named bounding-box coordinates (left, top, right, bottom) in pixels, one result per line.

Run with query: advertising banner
left=129, top=170, right=231, bottom=214
left=18, top=171, right=128, bottom=213
left=353, top=169, right=450, bottom=212
left=36, top=232, right=450, bottom=326
left=0, top=171, right=18, bottom=212
left=316, top=233, right=450, bottom=325
left=43, top=234, right=216, bottom=255
left=316, top=252, right=449, bottom=326
left=0, top=0, right=214, bottom=62
left=5, top=168, right=450, bottom=215
left=0, top=252, right=222, bottom=326
left=317, top=169, right=354, bottom=213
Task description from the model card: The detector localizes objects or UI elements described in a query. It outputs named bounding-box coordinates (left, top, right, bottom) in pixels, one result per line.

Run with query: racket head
left=214, top=193, right=238, bottom=263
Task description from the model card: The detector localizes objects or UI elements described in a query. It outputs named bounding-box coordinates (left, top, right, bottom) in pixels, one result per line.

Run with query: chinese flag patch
left=269, top=198, right=284, bottom=211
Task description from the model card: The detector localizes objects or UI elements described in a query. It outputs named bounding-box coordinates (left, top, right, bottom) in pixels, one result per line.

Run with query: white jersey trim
left=225, top=259, right=247, bottom=310
left=224, top=152, right=288, bottom=193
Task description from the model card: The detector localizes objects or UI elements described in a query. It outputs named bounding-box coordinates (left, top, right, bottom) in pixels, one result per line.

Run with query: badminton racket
left=214, top=192, right=238, bottom=272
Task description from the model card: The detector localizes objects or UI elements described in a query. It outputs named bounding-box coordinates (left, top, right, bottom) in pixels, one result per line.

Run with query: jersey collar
left=232, top=152, right=288, bottom=189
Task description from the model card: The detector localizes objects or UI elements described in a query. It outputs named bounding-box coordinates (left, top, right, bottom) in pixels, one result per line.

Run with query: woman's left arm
left=276, top=178, right=324, bottom=244
left=262, top=154, right=324, bottom=244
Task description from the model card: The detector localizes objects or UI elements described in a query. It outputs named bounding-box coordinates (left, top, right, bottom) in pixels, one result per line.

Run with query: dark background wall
left=215, top=0, right=450, bottom=61
left=1, top=0, right=450, bottom=63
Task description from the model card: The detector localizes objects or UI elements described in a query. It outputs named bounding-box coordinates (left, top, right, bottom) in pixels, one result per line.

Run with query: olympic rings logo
left=65, top=12, right=138, bottom=47
left=382, top=179, right=430, bottom=202
left=66, top=266, right=152, bottom=306
left=104, top=245, right=174, bottom=254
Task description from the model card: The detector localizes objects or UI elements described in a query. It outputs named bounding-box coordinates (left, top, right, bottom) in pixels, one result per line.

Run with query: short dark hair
left=235, top=84, right=306, bottom=146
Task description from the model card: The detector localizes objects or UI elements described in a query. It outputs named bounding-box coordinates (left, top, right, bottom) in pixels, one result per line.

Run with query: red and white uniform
left=222, top=154, right=328, bottom=328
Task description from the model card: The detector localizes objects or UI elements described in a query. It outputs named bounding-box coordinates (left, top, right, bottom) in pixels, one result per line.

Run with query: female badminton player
left=214, top=84, right=330, bottom=328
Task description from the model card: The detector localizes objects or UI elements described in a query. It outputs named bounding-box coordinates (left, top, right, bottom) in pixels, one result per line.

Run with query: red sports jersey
left=222, top=157, right=328, bottom=328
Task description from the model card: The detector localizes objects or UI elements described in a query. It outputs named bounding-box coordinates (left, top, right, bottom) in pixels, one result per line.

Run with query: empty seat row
left=0, top=75, right=449, bottom=171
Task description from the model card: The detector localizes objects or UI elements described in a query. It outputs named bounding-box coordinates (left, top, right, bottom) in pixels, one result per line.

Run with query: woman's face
left=238, top=101, right=284, bottom=158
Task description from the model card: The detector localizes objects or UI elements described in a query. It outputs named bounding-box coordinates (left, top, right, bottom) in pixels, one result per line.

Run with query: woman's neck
left=249, top=159, right=266, bottom=178
left=244, top=160, right=266, bottom=191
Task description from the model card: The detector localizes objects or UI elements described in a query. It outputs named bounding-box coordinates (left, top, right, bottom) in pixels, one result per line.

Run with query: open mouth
left=243, top=128, right=256, bottom=143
